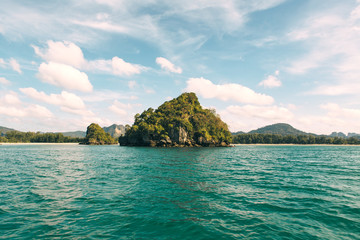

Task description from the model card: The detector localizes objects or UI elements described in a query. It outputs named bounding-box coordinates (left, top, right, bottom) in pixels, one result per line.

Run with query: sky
left=1, top=0, right=360, bottom=134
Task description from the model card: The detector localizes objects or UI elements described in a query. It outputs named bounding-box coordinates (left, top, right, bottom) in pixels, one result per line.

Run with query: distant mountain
left=348, top=132, right=360, bottom=138
left=231, top=131, right=245, bottom=135
left=0, top=126, right=16, bottom=136
left=103, top=124, right=126, bottom=138
left=58, top=124, right=126, bottom=138
left=249, top=123, right=308, bottom=136
left=329, top=132, right=347, bottom=138
left=61, top=131, right=86, bottom=138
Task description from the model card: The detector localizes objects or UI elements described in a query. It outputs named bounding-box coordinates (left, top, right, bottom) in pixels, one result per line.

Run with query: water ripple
left=0, top=145, right=359, bottom=239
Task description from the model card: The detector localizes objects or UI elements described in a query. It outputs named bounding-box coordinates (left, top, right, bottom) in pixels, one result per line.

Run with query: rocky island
left=83, top=123, right=117, bottom=145
left=119, top=92, right=232, bottom=147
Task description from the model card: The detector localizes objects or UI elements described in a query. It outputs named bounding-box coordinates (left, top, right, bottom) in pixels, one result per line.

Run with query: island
left=119, top=92, right=232, bottom=147
left=83, top=123, right=117, bottom=145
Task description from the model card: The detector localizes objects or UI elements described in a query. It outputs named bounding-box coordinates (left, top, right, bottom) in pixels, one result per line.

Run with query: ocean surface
left=0, top=145, right=359, bottom=239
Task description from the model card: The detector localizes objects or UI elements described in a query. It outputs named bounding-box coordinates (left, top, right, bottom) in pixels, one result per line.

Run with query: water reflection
left=125, top=147, right=230, bottom=223
left=28, top=146, right=91, bottom=231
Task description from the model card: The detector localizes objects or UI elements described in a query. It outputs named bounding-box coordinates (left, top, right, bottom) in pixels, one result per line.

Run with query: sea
left=0, top=144, right=359, bottom=239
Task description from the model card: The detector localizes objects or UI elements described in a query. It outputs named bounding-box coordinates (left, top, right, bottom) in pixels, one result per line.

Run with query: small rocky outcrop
left=119, top=92, right=232, bottom=147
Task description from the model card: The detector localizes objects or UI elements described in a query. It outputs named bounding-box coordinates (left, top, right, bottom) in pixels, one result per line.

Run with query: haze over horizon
left=1, top=0, right=360, bottom=135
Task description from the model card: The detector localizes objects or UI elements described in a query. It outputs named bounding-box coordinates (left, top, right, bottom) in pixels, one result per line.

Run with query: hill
left=249, top=123, right=308, bottom=136
left=103, top=124, right=126, bottom=138
left=231, top=131, right=245, bottom=135
left=329, top=132, right=347, bottom=138
left=119, top=92, right=232, bottom=147
left=0, top=126, right=16, bottom=136
left=61, top=131, right=86, bottom=138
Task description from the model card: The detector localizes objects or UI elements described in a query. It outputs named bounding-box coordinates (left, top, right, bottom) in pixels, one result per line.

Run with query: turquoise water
left=0, top=145, right=359, bottom=239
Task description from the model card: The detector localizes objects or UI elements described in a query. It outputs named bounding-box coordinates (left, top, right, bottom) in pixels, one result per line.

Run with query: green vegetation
left=0, top=131, right=83, bottom=143
left=249, top=123, right=308, bottom=135
left=84, top=123, right=117, bottom=145
left=120, top=92, right=232, bottom=147
left=233, top=133, right=360, bottom=145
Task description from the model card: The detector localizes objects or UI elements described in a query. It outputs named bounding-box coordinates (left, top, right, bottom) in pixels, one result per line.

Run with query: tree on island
left=84, top=123, right=117, bottom=145
left=119, top=92, right=232, bottom=147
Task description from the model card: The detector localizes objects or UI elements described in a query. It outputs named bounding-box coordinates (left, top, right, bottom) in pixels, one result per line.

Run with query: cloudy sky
left=1, top=0, right=360, bottom=134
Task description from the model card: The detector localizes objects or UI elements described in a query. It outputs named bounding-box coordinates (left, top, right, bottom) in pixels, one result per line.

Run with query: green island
left=119, top=92, right=232, bottom=147
left=82, top=123, right=117, bottom=145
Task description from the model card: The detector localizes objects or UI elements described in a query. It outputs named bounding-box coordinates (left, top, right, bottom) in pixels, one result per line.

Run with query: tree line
left=232, top=133, right=360, bottom=145
left=0, top=131, right=84, bottom=143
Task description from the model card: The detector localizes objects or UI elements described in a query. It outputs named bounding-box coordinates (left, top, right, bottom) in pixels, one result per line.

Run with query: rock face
left=119, top=92, right=232, bottom=147
left=103, top=124, right=126, bottom=138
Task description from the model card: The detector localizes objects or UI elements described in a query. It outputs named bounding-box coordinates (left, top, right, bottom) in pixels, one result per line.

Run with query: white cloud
left=85, top=59, right=112, bottom=72
left=145, top=88, right=155, bottom=94
left=109, top=100, right=141, bottom=123
left=109, top=105, right=127, bottom=116
left=19, top=87, right=95, bottom=117
left=286, top=3, right=360, bottom=95
left=109, top=102, right=128, bottom=116
left=156, top=57, right=182, bottom=74
left=0, top=0, right=287, bottom=60
left=225, top=105, right=293, bottom=121
left=321, top=103, right=360, bottom=119
left=128, top=80, right=137, bottom=89
left=9, top=58, right=22, bottom=74
left=0, top=77, right=11, bottom=85
left=0, top=58, right=22, bottom=74
left=309, top=83, right=360, bottom=96
left=60, top=107, right=94, bottom=116
left=112, top=57, right=144, bottom=76
left=186, top=77, right=274, bottom=105
left=20, top=87, right=86, bottom=110
left=294, top=103, right=360, bottom=134
left=33, top=40, right=86, bottom=68
left=72, top=20, right=129, bottom=34
left=33, top=41, right=147, bottom=76
left=2, top=91, right=21, bottom=105
left=286, top=50, right=329, bottom=74
left=0, top=91, right=53, bottom=118
left=0, top=106, right=27, bottom=117
left=259, top=71, right=281, bottom=88
left=219, top=104, right=294, bottom=132
left=37, top=62, right=93, bottom=92
left=26, top=104, right=54, bottom=118
left=81, top=90, right=138, bottom=102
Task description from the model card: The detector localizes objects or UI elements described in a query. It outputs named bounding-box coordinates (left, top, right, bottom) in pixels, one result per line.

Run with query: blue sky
left=1, top=0, right=360, bottom=134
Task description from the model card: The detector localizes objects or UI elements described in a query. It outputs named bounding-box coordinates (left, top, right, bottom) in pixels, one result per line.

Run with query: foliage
left=84, top=123, right=117, bottom=145
left=233, top=133, right=360, bottom=145
left=0, top=131, right=83, bottom=143
left=121, top=92, right=232, bottom=146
